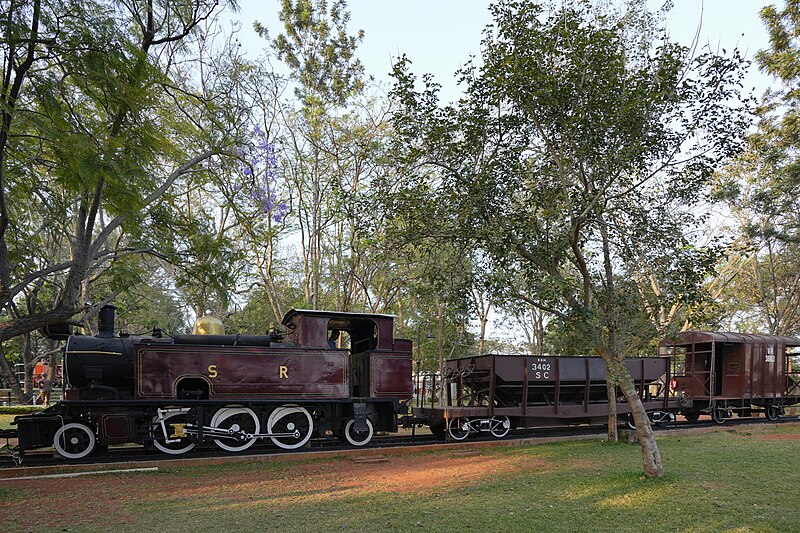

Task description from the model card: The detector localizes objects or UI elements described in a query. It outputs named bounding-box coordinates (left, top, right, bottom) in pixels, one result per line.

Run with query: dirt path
left=1, top=451, right=552, bottom=530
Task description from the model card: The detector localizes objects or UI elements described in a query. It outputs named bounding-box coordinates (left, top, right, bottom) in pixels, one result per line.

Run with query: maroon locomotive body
left=14, top=307, right=413, bottom=459
left=135, top=309, right=412, bottom=402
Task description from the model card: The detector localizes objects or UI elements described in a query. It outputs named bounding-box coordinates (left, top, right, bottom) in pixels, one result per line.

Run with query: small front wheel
left=53, top=422, right=96, bottom=460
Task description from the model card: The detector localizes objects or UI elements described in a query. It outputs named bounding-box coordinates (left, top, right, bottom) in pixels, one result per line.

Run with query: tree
left=260, top=0, right=366, bottom=311
left=388, top=0, right=749, bottom=477
left=0, top=0, right=245, bottom=399
left=711, top=0, right=800, bottom=336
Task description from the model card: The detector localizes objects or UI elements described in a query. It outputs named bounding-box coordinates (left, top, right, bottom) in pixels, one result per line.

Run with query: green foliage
left=388, top=0, right=749, bottom=355
left=711, top=0, right=800, bottom=335
left=265, top=0, right=365, bottom=111
left=0, top=1, right=244, bottom=336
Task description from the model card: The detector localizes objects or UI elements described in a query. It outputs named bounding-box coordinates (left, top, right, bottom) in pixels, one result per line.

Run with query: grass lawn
left=0, top=414, right=15, bottom=430
left=1, top=423, right=798, bottom=532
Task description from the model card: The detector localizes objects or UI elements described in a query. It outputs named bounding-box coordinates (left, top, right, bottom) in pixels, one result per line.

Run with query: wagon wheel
left=712, top=407, right=726, bottom=425
left=429, top=422, right=446, bottom=440
left=342, top=418, right=374, bottom=447
left=683, top=411, right=700, bottom=423
left=626, top=413, right=637, bottom=430
left=53, top=422, right=96, bottom=460
left=151, top=409, right=196, bottom=455
left=653, top=412, right=672, bottom=428
left=766, top=405, right=781, bottom=421
left=447, top=417, right=470, bottom=441
left=268, top=405, right=314, bottom=450
left=211, top=406, right=260, bottom=453
left=489, top=416, right=511, bottom=438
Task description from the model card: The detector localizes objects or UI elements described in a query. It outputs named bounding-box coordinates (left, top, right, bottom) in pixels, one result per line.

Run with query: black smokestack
left=97, top=304, right=117, bottom=338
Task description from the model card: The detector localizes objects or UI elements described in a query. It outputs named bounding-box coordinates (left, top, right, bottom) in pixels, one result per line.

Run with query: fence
left=0, top=388, right=62, bottom=406
left=0, top=389, right=13, bottom=406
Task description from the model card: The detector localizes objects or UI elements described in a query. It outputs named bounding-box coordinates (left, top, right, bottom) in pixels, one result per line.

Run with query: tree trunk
left=606, top=378, right=618, bottom=442
left=0, top=344, right=24, bottom=403
left=611, top=358, right=664, bottom=477
left=437, top=302, right=445, bottom=406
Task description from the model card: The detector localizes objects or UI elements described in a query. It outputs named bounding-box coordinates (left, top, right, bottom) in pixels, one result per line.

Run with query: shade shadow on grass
left=2, top=425, right=798, bottom=532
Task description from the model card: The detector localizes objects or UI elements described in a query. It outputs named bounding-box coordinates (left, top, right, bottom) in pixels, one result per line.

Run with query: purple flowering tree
left=234, top=125, right=293, bottom=324
left=240, top=126, right=289, bottom=224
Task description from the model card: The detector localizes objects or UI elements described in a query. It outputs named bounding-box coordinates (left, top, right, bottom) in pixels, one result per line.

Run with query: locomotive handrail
left=170, top=334, right=274, bottom=347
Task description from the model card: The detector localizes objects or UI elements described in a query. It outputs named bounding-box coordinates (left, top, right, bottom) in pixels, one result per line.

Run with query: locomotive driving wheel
left=342, top=418, right=374, bottom=447
left=151, top=409, right=196, bottom=455
left=267, top=405, right=314, bottom=450
left=210, top=406, right=261, bottom=453
left=53, top=422, right=96, bottom=460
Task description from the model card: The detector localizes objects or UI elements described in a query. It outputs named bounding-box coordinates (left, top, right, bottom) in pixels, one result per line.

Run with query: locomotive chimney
left=97, top=304, right=117, bottom=338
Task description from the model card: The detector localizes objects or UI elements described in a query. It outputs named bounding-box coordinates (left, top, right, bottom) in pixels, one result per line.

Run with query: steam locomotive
left=14, top=305, right=413, bottom=459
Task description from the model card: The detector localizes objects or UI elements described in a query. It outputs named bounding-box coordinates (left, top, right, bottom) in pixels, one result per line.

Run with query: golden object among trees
left=193, top=316, right=225, bottom=335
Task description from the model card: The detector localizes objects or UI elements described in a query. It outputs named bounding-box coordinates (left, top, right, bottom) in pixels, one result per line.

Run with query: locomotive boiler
left=14, top=306, right=413, bottom=459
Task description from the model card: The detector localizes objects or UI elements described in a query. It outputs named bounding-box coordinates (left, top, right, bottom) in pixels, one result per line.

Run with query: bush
left=0, top=406, right=44, bottom=415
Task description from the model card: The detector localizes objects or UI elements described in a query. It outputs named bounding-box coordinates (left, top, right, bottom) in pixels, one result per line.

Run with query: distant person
left=328, top=330, right=340, bottom=349
left=38, top=375, right=52, bottom=407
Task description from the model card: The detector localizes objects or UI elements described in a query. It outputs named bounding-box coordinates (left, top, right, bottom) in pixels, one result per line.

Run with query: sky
left=232, top=0, right=779, bottom=102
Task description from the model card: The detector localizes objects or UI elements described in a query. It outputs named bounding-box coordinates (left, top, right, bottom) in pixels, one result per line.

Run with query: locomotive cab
left=281, top=309, right=413, bottom=400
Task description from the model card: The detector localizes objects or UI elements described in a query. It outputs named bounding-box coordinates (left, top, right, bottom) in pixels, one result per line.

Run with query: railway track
left=3, top=416, right=797, bottom=477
